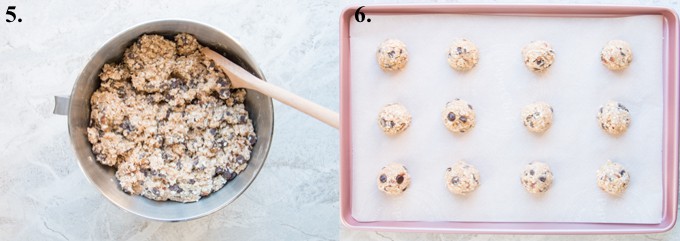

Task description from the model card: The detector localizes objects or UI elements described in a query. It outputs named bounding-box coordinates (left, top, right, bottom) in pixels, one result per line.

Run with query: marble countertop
left=0, top=0, right=677, bottom=240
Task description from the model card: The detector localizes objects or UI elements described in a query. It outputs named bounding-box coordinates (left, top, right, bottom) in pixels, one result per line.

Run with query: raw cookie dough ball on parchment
left=447, top=39, right=479, bottom=71
left=597, top=160, right=630, bottom=195
left=521, top=41, right=555, bottom=72
left=377, top=163, right=411, bottom=195
left=520, top=161, right=554, bottom=194
left=521, top=102, right=554, bottom=133
left=442, top=99, right=476, bottom=133
left=378, top=103, right=412, bottom=135
left=601, top=40, right=633, bottom=71
left=376, top=39, right=409, bottom=72
left=444, top=160, right=480, bottom=195
left=597, top=101, right=631, bottom=135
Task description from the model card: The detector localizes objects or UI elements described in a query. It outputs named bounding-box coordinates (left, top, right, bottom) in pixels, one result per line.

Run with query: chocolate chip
left=539, top=176, right=547, bottom=182
left=387, top=51, right=395, bottom=58
left=447, top=112, right=456, bottom=121
left=217, top=77, right=228, bottom=87
left=468, top=104, right=473, bottom=110
left=451, top=176, right=460, bottom=184
left=379, top=174, right=387, bottom=183
left=620, top=170, right=626, bottom=175
left=215, top=139, right=226, bottom=148
left=120, top=119, right=133, bottom=132
left=459, top=116, right=467, bottom=123
left=117, top=88, right=126, bottom=97
left=530, top=170, right=535, bottom=175
left=218, top=88, right=230, bottom=99
left=151, top=188, right=160, bottom=196
left=618, top=103, right=629, bottom=112
left=446, top=167, right=452, bottom=172
left=238, top=115, right=247, bottom=124
left=456, top=47, right=463, bottom=54
left=209, top=128, right=217, bottom=135
left=188, top=179, right=196, bottom=184
left=235, top=155, right=246, bottom=164
left=170, top=79, right=180, bottom=89
left=169, top=184, right=183, bottom=193
left=599, top=107, right=603, bottom=113
left=215, top=166, right=226, bottom=175
left=535, top=59, right=544, bottom=66
left=247, top=134, right=257, bottom=146
left=396, top=175, right=404, bottom=184
left=222, top=169, right=236, bottom=180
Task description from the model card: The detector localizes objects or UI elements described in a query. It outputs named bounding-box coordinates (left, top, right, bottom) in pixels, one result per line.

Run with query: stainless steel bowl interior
left=68, top=20, right=273, bottom=221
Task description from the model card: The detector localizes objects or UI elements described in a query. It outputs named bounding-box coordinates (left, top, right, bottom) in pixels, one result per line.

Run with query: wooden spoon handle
left=202, top=48, right=340, bottom=129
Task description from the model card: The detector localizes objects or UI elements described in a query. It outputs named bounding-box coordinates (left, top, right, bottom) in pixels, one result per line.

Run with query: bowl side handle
left=53, top=95, right=70, bottom=115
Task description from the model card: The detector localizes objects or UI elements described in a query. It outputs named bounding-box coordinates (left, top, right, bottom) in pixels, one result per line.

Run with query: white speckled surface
left=0, top=0, right=677, bottom=240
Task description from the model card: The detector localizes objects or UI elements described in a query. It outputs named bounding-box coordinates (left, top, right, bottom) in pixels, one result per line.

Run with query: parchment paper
left=349, top=14, right=663, bottom=223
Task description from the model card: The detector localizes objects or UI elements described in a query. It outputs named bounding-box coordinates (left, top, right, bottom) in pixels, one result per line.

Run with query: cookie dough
left=87, top=33, right=257, bottom=203
left=376, top=39, right=408, bottom=72
left=447, top=39, right=479, bottom=71
left=601, top=40, right=633, bottom=71
left=444, top=160, right=480, bottom=195
left=521, top=102, right=554, bottom=133
left=597, top=101, right=631, bottom=135
left=442, top=99, right=476, bottom=133
left=520, top=161, right=554, bottom=194
left=596, top=160, right=630, bottom=195
left=521, top=41, right=555, bottom=72
left=378, top=103, right=412, bottom=135
left=377, top=163, right=411, bottom=195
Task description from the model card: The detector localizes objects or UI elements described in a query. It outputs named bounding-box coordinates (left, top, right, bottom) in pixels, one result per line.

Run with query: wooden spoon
left=202, top=47, right=339, bottom=129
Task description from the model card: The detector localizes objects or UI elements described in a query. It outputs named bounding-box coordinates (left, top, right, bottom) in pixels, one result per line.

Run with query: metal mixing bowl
left=53, top=19, right=274, bottom=221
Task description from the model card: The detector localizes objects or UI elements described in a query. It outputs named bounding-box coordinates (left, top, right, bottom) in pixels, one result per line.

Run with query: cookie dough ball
left=378, top=103, right=412, bottom=135
left=444, top=160, right=480, bottom=195
left=521, top=102, right=554, bottom=133
left=442, top=99, right=476, bottom=133
left=447, top=39, right=479, bottom=71
left=597, top=101, right=631, bottom=135
left=597, top=160, right=630, bottom=195
left=522, top=41, right=555, bottom=72
left=520, top=162, right=554, bottom=194
left=376, top=39, right=409, bottom=71
left=601, top=40, right=633, bottom=71
left=377, top=163, right=411, bottom=195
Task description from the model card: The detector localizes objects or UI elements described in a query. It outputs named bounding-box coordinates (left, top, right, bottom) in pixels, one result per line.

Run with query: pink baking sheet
left=339, top=4, right=679, bottom=234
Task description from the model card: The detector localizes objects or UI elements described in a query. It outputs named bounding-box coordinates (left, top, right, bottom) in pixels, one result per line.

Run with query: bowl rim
left=66, top=18, right=274, bottom=221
